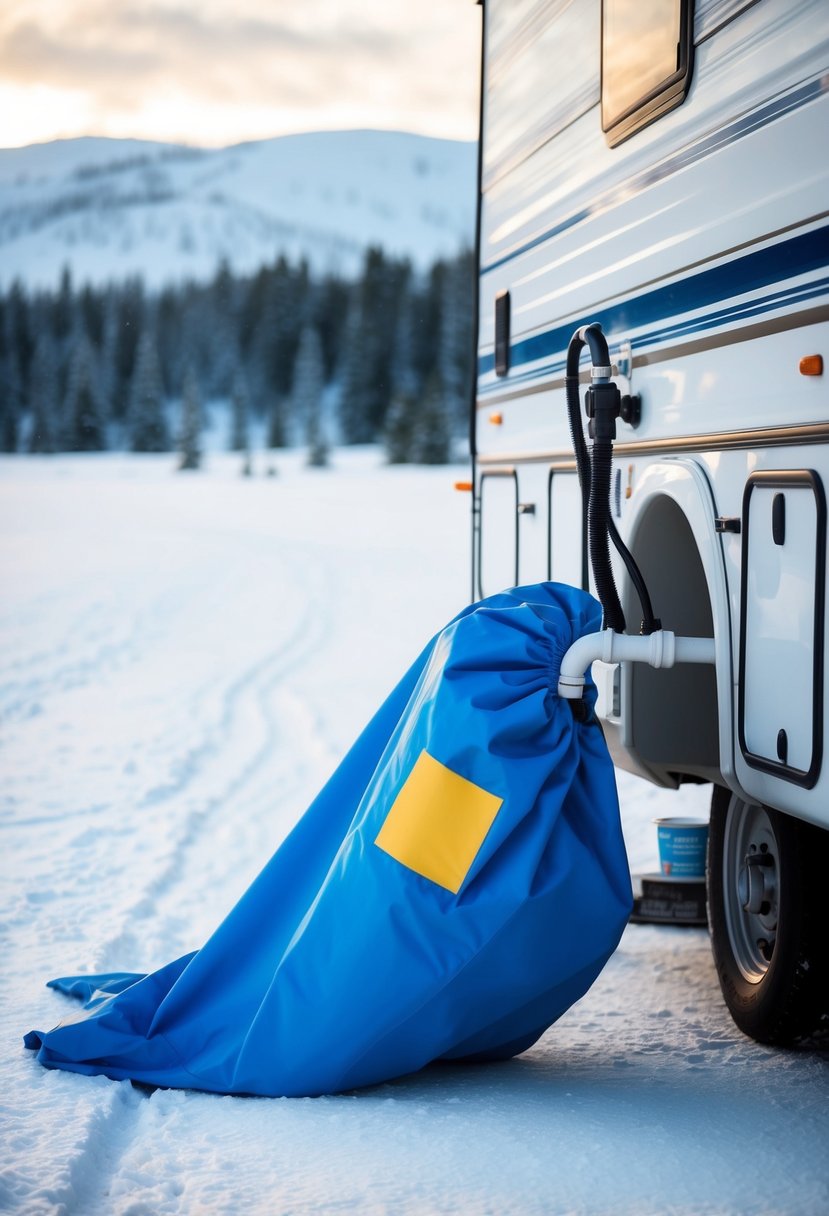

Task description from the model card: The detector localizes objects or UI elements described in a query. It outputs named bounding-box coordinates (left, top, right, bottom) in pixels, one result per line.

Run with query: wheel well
left=623, top=493, right=721, bottom=785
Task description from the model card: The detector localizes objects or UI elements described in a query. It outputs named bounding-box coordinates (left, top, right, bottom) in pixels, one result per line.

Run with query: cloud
left=0, top=18, right=158, bottom=87
left=0, top=4, right=401, bottom=93
left=0, top=0, right=479, bottom=145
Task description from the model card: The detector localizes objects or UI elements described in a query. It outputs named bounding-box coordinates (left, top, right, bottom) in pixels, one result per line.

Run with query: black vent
left=495, top=291, right=510, bottom=377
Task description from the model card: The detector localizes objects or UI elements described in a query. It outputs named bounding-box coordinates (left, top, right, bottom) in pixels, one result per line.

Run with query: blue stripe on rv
left=478, top=223, right=829, bottom=381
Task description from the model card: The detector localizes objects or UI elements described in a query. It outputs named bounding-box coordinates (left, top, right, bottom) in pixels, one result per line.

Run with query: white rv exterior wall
left=474, top=0, right=829, bottom=829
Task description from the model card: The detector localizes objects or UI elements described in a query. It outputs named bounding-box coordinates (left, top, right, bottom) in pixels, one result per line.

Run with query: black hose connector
left=585, top=381, right=621, bottom=443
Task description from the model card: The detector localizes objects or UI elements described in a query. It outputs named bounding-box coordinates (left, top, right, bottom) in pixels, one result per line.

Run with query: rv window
left=602, top=0, right=694, bottom=146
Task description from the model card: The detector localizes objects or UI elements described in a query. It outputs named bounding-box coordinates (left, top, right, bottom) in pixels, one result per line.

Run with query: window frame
left=601, top=0, right=696, bottom=147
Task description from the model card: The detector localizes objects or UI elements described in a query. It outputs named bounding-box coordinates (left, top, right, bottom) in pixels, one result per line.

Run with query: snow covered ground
left=1, top=449, right=827, bottom=1216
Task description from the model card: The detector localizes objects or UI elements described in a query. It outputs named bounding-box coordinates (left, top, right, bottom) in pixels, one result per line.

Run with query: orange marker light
left=454, top=480, right=473, bottom=492
left=488, top=411, right=503, bottom=426
left=799, top=355, right=823, bottom=376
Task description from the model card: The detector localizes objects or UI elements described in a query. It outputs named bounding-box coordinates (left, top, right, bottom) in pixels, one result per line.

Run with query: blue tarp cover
left=25, top=582, right=632, bottom=1096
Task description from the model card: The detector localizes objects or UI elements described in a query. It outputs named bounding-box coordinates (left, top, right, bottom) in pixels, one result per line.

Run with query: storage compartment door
left=739, top=471, right=826, bottom=788
left=478, top=470, right=518, bottom=599
left=548, top=469, right=587, bottom=590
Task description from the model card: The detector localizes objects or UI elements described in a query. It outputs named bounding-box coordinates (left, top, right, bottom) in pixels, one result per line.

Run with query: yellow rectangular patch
left=374, top=749, right=503, bottom=894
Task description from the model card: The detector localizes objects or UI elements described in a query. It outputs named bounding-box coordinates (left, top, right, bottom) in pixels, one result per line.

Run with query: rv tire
left=707, top=786, right=829, bottom=1045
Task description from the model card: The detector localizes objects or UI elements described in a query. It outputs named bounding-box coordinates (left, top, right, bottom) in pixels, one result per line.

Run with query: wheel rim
left=721, top=796, right=780, bottom=984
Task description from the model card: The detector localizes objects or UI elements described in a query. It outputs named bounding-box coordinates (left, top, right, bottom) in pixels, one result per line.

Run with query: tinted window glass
left=602, top=0, right=693, bottom=144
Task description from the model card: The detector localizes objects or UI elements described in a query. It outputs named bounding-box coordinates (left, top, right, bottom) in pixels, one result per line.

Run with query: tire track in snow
left=33, top=1081, right=146, bottom=1216
left=0, top=582, right=190, bottom=729
left=92, top=549, right=335, bottom=972
left=24, top=551, right=337, bottom=1214
left=140, top=677, right=346, bottom=959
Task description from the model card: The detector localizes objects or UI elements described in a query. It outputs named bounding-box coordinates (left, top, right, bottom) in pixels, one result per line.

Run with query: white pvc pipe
left=557, top=630, right=716, bottom=699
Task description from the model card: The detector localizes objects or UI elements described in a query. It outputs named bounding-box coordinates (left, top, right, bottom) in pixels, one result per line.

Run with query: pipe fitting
left=557, top=630, right=716, bottom=699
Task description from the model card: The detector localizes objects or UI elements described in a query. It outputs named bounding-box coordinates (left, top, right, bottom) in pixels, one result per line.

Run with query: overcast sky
left=0, top=0, right=481, bottom=150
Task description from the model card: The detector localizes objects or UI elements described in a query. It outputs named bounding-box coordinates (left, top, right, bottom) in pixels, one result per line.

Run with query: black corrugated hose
left=588, top=431, right=627, bottom=632
left=565, top=323, right=659, bottom=635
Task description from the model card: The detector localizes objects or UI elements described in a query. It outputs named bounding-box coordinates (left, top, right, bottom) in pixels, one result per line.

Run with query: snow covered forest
left=0, top=246, right=474, bottom=465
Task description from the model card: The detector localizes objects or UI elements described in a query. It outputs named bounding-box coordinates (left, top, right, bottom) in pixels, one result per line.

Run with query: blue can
left=653, top=817, right=709, bottom=878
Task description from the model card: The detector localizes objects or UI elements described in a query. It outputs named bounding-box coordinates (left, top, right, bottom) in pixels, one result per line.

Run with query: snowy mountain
left=0, top=130, right=477, bottom=292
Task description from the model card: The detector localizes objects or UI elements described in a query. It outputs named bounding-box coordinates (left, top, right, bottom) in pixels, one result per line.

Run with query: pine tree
left=53, top=266, right=74, bottom=347
left=29, top=332, right=60, bottom=453
left=412, top=262, right=445, bottom=392
left=208, top=259, right=240, bottom=401
left=239, top=267, right=268, bottom=365
left=338, top=271, right=402, bottom=446
left=338, top=250, right=409, bottom=444
left=383, top=284, right=421, bottom=463
left=128, top=329, right=169, bottom=451
left=249, top=262, right=302, bottom=447
left=79, top=283, right=105, bottom=350
left=7, top=280, right=34, bottom=404
left=267, top=396, right=287, bottom=449
left=0, top=362, right=21, bottom=452
left=155, top=286, right=182, bottom=405
left=391, top=284, right=419, bottom=402
left=313, top=274, right=350, bottom=382
left=229, top=368, right=250, bottom=452
left=98, top=290, right=121, bottom=436
left=439, top=251, right=474, bottom=438
left=252, top=257, right=309, bottom=408
left=63, top=332, right=106, bottom=451
left=292, top=326, right=327, bottom=467
left=178, top=367, right=202, bottom=471
left=410, top=373, right=451, bottom=465
left=0, top=294, right=20, bottom=452
left=2, top=281, right=34, bottom=450
left=112, top=278, right=144, bottom=421
left=383, top=392, right=416, bottom=464
left=337, top=294, right=370, bottom=444
left=306, top=399, right=328, bottom=467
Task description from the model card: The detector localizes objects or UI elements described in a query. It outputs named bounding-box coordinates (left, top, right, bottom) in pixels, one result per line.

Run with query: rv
left=470, top=0, right=828, bottom=1042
